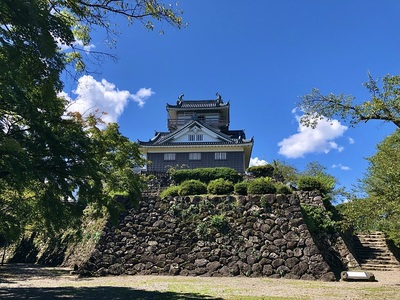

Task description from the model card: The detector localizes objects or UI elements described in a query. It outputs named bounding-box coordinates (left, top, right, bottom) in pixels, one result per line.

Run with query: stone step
left=360, top=262, right=399, bottom=267
left=357, top=239, right=386, bottom=243
left=357, top=258, right=397, bottom=263
left=356, top=245, right=388, bottom=249
left=358, top=258, right=399, bottom=264
left=355, top=249, right=393, bottom=254
left=360, top=265, right=398, bottom=271
left=357, top=231, right=385, bottom=235
left=353, top=232, right=400, bottom=271
left=356, top=240, right=387, bottom=245
left=356, top=251, right=393, bottom=256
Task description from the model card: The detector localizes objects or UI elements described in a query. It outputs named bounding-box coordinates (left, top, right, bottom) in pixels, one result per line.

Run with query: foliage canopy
left=171, top=167, right=242, bottom=185
left=339, top=129, right=400, bottom=246
left=0, top=0, right=184, bottom=244
left=297, top=74, right=400, bottom=128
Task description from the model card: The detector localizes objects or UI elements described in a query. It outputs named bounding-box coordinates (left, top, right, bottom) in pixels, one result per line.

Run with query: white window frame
left=214, top=152, right=227, bottom=160
left=164, top=153, right=176, bottom=161
left=196, top=134, right=203, bottom=141
left=189, top=153, right=201, bottom=160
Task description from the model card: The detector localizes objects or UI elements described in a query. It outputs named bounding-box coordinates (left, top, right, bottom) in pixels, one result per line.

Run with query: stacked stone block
left=79, top=193, right=336, bottom=281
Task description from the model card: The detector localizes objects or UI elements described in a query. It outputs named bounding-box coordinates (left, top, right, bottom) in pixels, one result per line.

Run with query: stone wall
left=78, top=193, right=336, bottom=281
left=296, top=190, right=360, bottom=273
left=295, top=190, right=324, bottom=207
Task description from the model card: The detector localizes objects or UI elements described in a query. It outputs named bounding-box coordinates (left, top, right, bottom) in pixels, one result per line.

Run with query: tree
left=301, top=161, right=336, bottom=194
left=352, top=129, right=400, bottom=245
left=297, top=73, right=400, bottom=242
left=0, top=0, right=184, bottom=244
left=297, top=74, right=400, bottom=129
left=270, top=160, right=298, bottom=184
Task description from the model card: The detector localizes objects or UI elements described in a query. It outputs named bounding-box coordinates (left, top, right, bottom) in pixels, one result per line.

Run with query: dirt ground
left=1, top=264, right=400, bottom=299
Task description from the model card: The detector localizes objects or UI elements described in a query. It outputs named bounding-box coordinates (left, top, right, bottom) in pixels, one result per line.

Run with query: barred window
left=188, top=134, right=203, bottom=141
left=164, top=153, right=176, bottom=161
left=189, top=153, right=201, bottom=160
left=214, top=152, right=227, bottom=160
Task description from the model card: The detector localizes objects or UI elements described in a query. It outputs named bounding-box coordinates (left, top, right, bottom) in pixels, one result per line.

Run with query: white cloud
left=348, top=137, right=355, bottom=144
left=62, top=75, right=154, bottom=124
left=278, top=114, right=347, bottom=158
left=131, top=88, right=154, bottom=107
left=57, top=38, right=96, bottom=52
left=249, top=157, right=268, bottom=166
left=332, top=164, right=351, bottom=171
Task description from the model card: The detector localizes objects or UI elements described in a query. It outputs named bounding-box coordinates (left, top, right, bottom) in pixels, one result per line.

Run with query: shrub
left=160, top=186, right=180, bottom=198
left=178, top=180, right=207, bottom=196
left=207, top=178, right=234, bottom=195
left=144, top=174, right=157, bottom=181
left=247, top=178, right=276, bottom=194
left=171, top=167, right=242, bottom=184
left=211, top=167, right=242, bottom=183
left=234, top=181, right=248, bottom=195
left=301, top=204, right=336, bottom=234
left=246, top=164, right=274, bottom=178
left=275, top=183, right=292, bottom=195
left=195, top=222, right=209, bottom=238
left=297, top=176, right=323, bottom=192
left=210, top=214, right=228, bottom=232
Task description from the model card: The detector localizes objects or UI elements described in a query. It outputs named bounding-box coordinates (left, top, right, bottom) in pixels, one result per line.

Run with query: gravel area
left=1, top=264, right=400, bottom=299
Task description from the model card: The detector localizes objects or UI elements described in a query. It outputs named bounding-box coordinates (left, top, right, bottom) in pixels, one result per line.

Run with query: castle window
left=164, top=153, right=176, bottom=161
left=214, top=152, right=226, bottom=160
left=188, top=134, right=203, bottom=142
left=189, top=153, right=201, bottom=160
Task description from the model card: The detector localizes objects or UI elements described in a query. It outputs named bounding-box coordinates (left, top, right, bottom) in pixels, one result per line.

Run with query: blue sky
left=61, top=1, right=400, bottom=194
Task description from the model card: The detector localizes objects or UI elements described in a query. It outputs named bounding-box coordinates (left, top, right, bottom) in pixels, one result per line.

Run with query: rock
left=206, top=261, right=221, bottom=273
left=108, top=263, right=124, bottom=275
left=194, top=259, right=209, bottom=267
left=169, top=263, right=180, bottom=275
left=285, top=257, right=300, bottom=269
left=319, top=272, right=336, bottom=282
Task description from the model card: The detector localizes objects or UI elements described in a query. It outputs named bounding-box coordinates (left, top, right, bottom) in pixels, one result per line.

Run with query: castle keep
left=138, top=94, right=254, bottom=173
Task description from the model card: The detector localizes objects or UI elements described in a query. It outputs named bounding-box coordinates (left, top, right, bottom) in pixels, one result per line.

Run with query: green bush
left=210, top=214, right=228, bottom=232
left=297, top=176, right=323, bottom=192
left=301, top=204, right=336, bottom=234
left=171, top=167, right=242, bottom=184
left=275, top=183, right=292, bottom=195
left=234, top=181, right=248, bottom=195
left=145, top=174, right=157, bottom=180
left=195, top=222, right=209, bottom=238
left=246, top=164, right=274, bottom=178
left=247, top=178, right=276, bottom=194
left=207, top=178, right=234, bottom=195
left=160, top=186, right=180, bottom=198
left=211, top=167, right=242, bottom=183
left=178, top=180, right=207, bottom=196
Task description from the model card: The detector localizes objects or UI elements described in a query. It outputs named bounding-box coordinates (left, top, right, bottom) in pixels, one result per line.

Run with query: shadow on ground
left=0, top=264, right=222, bottom=299
left=0, top=286, right=222, bottom=299
left=0, top=264, right=70, bottom=283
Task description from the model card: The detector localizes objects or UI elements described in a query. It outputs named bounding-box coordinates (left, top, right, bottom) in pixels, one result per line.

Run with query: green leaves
left=298, top=74, right=400, bottom=128
left=0, top=0, right=182, bottom=243
left=338, top=129, right=400, bottom=245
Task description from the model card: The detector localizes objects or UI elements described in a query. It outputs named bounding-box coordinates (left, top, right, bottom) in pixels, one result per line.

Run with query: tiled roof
left=138, top=140, right=253, bottom=147
left=137, top=120, right=253, bottom=146
left=167, top=99, right=229, bottom=109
